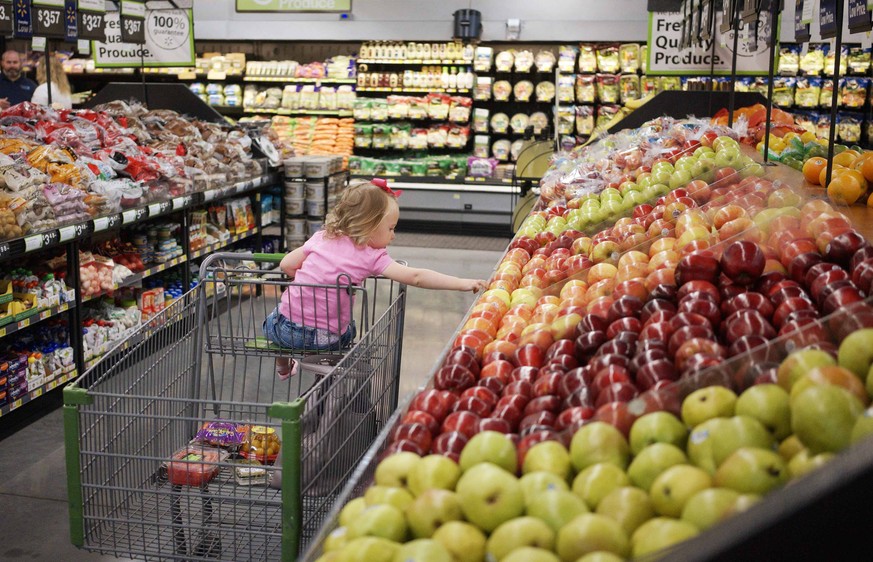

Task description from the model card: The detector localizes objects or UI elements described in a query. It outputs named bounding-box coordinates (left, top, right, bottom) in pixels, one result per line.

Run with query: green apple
left=629, top=411, right=688, bottom=454
left=629, top=189, right=648, bottom=205
left=600, top=187, right=622, bottom=201
left=654, top=182, right=671, bottom=196
left=336, top=536, right=399, bottom=562
left=572, top=463, right=631, bottom=510
left=851, top=406, right=873, bottom=445
left=778, top=434, right=807, bottom=462
left=408, top=454, right=461, bottom=496
left=681, top=386, right=737, bottom=427
left=713, top=135, right=739, bottom=152
left=837, top=328, right=873, bottom=380
left=595, top=486, right=655, bottom=536
left=569, top=422, right=630, bottom=472
left=459, top=431, right=518, bottom=474
left=691, top=157, right=717, bottom=182
left=674, top=156, right=697, bottom=173
left=714, top=447, right=788, bottom=495
left=777, top=349, right=836, bottom=391
left=391, top=539, right=452, bottom=562
left=556, top=513, right=631, bottom=560
left=735, top=384, right=792, bottom=440
left=724, top=493, right=760, bottom=517
left=740, top=162, right=765, bottom=178
left=364, top=485, right=415, bottom=510
left=791, top=384, right=865, bottom=453
left=520, top=471, right=571, bottom=505
left=456, top=463, right=525, bottom=532
left=787, top=449, right=835, bottom=479
left=339, top=497, right=368, bottom=527
left=324, top=526, right=349, bottom=552
left=631, top=517, right=698, bottom=558
left=405, top=489, right=463, bottom=538
left=431, top=521, right=486, bottom=562
left=649, top=464, right=712, bottom=518
left=486, top=517, right=555, bottom=561
left=669, top=169, right=693, bottom=190
left=680, top=487, right=742, bottom=530
left=627, top=442, right=688, bottom=491
left=687, top=416, right=774, bottom=475
left=714, top=149, right=740, bottom=169
left=694, top=146, right=715, bottom=158
left=523, top=440, right=572, bottom=479
left=575, top=552, right=625, bottom=562
left=650, top=168, right=672, bottom=186
left=526, top=489, right=589, bottom=532
left=346, top=504, right=407, bottom=542
left=375, top=451, right=422, bottom=488
left=501, top=547, right=560, bottom=562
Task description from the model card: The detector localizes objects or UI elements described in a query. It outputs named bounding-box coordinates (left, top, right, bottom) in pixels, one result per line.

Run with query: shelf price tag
left=122, top=208, right=146, bottom=224
left=77, top=0, right=103, bottom=41
left=32, top=0, right=64, bottom=38
left=0, top=1, right=13, bottom=35
left=173, top=195, right=193, bottom=210
left=119, top=0, right=144, bottom=44
left=93, top=214, right=120, bottom=232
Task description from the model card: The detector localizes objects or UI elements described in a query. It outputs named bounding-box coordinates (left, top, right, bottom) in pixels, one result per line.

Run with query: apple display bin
left=63, top=252, right=407, bottom=561
left=302, top=282, right=873, bottom=561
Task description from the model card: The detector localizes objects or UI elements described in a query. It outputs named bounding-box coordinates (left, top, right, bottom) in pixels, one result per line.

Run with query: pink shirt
left=279, top=231, right=394, bottom=333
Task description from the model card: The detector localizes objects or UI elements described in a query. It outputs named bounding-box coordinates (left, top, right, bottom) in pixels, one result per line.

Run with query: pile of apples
left=319, top=327, right=873, bottom=561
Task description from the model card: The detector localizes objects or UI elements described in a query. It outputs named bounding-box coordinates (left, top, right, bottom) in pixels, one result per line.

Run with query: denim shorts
left=263, top=307, right=355, bottom=352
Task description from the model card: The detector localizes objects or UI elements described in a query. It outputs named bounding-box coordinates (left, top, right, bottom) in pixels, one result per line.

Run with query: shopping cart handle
left=252, top=253, right=286, bottom=263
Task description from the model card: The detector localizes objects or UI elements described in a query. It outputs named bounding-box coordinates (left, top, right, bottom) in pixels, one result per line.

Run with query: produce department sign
left=236, top=0, right=351, bottom=11
left=93, top=9, right=194, bottom=67
left=648, top=10, right=777, bottom=75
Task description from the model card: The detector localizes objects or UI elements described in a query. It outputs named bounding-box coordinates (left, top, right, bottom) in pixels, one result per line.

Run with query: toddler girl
left=263, top=178, right=487, bottom=378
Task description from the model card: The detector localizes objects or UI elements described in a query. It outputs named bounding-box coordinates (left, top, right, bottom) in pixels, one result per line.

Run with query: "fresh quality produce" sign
left=92, top=8, right=194, bottom=67
left=235, top=0, right=351, bottom=12
left=647, top=9, right=776, bottom=75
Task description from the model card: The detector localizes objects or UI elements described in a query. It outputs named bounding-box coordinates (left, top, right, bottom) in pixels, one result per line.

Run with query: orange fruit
left=833, top=149, right=861, bottom=168
left=840, top=168, right=868, bottom=192
left=819, top=164, right=848, bottom=188
left=802, top=157, right=828, bottom=184
left=827, top=173, right=865, bottom=206
left=856, top=152, right=873, bottom=183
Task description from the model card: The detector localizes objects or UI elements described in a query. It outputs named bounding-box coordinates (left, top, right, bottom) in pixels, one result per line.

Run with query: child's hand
left=464, top=279, right=488, bottom=293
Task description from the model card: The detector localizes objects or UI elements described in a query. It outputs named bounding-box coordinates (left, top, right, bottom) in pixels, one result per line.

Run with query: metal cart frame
left=63, top=252, right=406, bottom=561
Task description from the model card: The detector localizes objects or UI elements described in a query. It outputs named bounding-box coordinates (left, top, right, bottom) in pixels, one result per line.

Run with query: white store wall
left=190, top=1, right=873, bottom=47
left=191, top=0, right=651, bottom=42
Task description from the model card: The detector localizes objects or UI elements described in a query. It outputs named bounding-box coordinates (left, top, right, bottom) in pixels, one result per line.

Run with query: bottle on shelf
left=448, top=67, right=458, bottom=89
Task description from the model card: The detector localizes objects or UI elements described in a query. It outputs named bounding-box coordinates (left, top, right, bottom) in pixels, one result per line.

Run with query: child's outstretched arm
left=279, top=247, right=306, bottom=277
left=382, top=261, right=487, bottom=292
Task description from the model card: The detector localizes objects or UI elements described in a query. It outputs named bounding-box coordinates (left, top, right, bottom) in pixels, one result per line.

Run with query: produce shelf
left=243, top=76, right=357, bottom=84
left=357, top=87, right=471, bottom=94
left=0, top=302, right=75, bottom=338
left=189, top=227, right=260, bottom=260
left=357, top=59, right=472, bottom=65
left=0, top=369, right=78, bottom=418
left=117, top=256, right=188, bottom=288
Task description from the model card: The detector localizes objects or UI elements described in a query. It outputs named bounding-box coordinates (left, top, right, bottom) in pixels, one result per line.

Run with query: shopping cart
left=63, top=252, right=406, bottom=561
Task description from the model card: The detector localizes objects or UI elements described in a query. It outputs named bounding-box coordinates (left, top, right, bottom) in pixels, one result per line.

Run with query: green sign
left=236, top=0, right=351, bottom=12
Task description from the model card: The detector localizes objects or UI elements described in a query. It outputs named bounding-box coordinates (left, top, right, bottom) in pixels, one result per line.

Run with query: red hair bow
left=371, top=177, right=402, bottom=197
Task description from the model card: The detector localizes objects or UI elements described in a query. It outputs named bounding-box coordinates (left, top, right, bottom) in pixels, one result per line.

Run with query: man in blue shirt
left=0, top=50, right=37, bottom=110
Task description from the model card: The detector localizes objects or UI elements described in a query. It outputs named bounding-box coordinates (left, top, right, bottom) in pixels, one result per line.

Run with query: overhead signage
left=742, top=0, right=759, bottom=24
left=77, top=0, right=104, bottom=41
left=819, top=0, right=838, bottom=39
left=701, top=0, right=713, bottom=41
left=849, top=0, right=872, bottom=33
left=721, top=0, right=735, bottom=32
left=235, top=0, right=351, bottom=12
left=32, top=0, right=63, bottom=38
left=13, top=0, right=32, bottom=38
left=648, top=8, right=777, bottom=75
left=120, top=0, right=145, bottom=44
left=794, top=0, right=810, bottom=41
left=0, top=1, right=12, bottom=35
left=93, top=9, right=194, bottom=67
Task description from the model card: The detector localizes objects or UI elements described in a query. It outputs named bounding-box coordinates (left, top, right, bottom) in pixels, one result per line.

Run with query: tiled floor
left=0, top=243, right=503, bottom=561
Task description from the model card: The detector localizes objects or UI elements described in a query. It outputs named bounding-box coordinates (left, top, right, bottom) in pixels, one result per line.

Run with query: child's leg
left=264, top=308, right=299, bottom=380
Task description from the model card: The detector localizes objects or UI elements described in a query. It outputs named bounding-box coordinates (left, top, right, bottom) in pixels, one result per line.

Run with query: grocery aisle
left=0, top=242, right=502, bottom=561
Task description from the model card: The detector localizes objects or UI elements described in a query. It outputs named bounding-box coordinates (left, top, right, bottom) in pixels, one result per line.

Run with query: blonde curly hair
left=323, top=180, right=397, bottom=246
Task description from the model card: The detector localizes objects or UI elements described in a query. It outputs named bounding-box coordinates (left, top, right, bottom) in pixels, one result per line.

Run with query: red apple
left=434, top=364, right=476, bottom=392
left=477, top=417, right=513, bottom=434
left=523, top=395, right=562, bottom=416
left=431, top=431, right=468, bottom=458
left=502, top=380, right=534, bottom=398
left=391, top=423, right=432, bottom=452
left=825, top=230, right=870, bottom=268
left=511, top=366, right=539, bottom=385
left=440, top=411, right=480, bottom=439
left=410, top=389, right=452, bottom=422
left=402, top=410, right=440, bottom=436
left=635, top=359, right=679, bottom=390
left=669, top=325, right=716, bottom=356
left=723, top=309, right=776, bottom=344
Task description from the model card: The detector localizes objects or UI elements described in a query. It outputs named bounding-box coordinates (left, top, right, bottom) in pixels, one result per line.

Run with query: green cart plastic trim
left=63, top=383, right=94, bottom=406
left=63, top=403, right=85, bottom=547
left=252, top=253, right=285, bottom=263
left=270, top=399, right=306, bottom=560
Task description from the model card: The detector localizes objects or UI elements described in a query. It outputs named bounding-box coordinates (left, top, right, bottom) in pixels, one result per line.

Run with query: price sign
left=794, top=0, right=810, bottom=41
left=0, top=241, right=10, bottom=259
left=59, top=222, right=89, bottom=242
left=849, top=0, right=872, bottom=32
left=149, top=201, right=171, bottom=216
left=819, top=0, right=838, bottom=39
left=33, top=0, right=64, bottom=38
left=120, top=0, right=144, bottom=44
left=13, top=0, right=32, bottom=38
left=93, top=214, right=120, bottom=232
left=77, top=0, right=104, bottom=41
left=173, top=195, right=192, bottom=210
left=0, top=1, right=13, bottom=35
left=64, top=0, right=75, bottom=40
